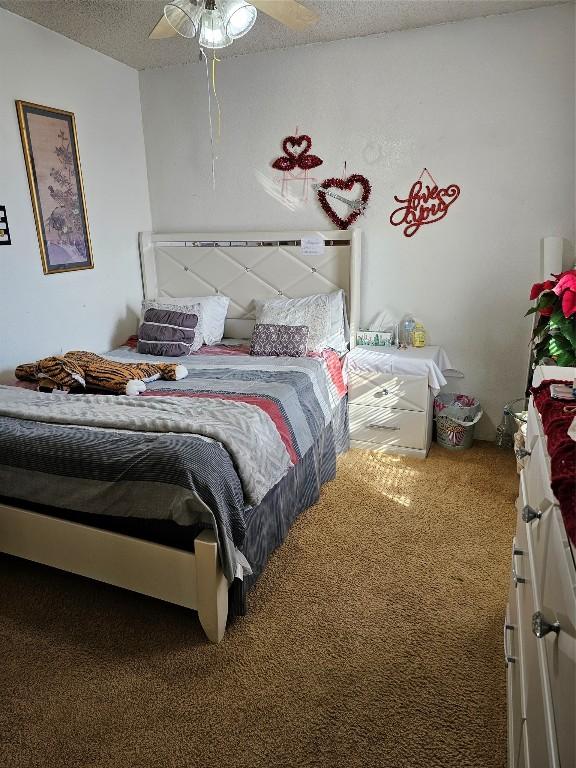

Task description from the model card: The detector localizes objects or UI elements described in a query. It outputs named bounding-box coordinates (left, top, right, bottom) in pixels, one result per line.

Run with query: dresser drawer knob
left=531, top=611, right=560, bottom=639
left=522, top=505, right=542, bottom=524
left=367, top=423, right=400, bottom=431
left=374, top=388, right=389, bottom=398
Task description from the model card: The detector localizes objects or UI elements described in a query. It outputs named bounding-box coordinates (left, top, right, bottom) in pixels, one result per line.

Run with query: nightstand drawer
left=349, top=403, right=427, bottom=450
left=348, top=371, right=428, bottom=411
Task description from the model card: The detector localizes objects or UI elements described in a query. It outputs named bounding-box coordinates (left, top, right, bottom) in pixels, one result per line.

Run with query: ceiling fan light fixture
left=164, top=0, right=202, bottom=38
left=221, top=0, right=257, bottom=40
left=199, top=6, right=232, bottom=48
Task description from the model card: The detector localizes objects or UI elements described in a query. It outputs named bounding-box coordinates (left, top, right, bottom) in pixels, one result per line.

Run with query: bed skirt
left=229, top=395, right=349, bottom=617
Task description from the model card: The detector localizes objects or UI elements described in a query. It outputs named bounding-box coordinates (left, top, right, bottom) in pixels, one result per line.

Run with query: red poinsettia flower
left=553, top=269, right=576, bottom=318
left=529, top=279, right=556, bottom=300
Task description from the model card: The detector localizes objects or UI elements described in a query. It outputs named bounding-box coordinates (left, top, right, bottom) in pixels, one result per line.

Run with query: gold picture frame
left=16, top=100, right=94, bottom=274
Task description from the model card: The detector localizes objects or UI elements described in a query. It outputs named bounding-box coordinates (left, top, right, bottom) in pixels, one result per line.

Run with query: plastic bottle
left=412, top=322, right=426, bottom=347
left=401, top=315, right=416, bottom=346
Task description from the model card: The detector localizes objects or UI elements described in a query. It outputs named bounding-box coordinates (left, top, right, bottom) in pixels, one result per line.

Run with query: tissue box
left=356, top=330, right=394, bottom=347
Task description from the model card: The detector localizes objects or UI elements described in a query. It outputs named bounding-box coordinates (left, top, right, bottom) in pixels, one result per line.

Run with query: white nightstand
left=346, top=345, right=451, bottom=458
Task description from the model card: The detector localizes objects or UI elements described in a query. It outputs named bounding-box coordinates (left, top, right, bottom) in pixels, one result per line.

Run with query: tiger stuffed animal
left=15, top=351, right=188, bottom=396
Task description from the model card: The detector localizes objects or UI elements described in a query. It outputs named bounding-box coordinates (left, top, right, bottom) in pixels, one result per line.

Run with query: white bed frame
left=0, top=229, right=361, bottom=643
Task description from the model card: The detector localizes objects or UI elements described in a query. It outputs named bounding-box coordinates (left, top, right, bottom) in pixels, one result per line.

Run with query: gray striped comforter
left=0, top=342, right=346, bottom=582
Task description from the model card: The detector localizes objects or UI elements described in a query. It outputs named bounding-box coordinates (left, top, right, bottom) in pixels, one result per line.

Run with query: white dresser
left=346, top=345, right=450, bottom=457
left=506, top=367, right=576, bottom=768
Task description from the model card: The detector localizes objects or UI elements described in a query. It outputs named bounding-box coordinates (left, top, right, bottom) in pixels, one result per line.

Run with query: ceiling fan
left=149, top=0, right=319, bottom=49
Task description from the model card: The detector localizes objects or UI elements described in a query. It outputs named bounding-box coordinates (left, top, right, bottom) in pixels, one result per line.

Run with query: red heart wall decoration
left=282, top=135, right=311, bottom=159
left=272, top=134, right=323, bottom=172
left=316, top=174, right=372, bottom=230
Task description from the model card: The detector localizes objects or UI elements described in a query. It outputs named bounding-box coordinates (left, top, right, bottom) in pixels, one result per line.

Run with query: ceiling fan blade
left=250, top=0, right=319, bottom=31
left=149, top=15, right=179, bottom=39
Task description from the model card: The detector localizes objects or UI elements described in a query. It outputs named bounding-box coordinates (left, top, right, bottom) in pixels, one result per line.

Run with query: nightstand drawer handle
left=522, top=505, right=542, bottom=524
left=367, top=423, right=400, bottom=431
left=374, top=388, right=389, bottom=398
left=532, top=611, right=560, bottom=638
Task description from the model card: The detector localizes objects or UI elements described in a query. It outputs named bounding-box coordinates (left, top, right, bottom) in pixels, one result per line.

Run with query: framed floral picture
left=16, top=101, right=93, bottom=274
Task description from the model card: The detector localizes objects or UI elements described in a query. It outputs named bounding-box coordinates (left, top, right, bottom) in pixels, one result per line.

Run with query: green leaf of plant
left=550, top=310, right=565, bottom=326
left=532, top=340, right=548, bottom=361
left=560, top=322, right=576, bottom=349
left=533, top=347, right=548, bottom=365
left=555, top=350, right=576, bottom=367
left=537, top=293, right=556, bottom=308
left=549, top=335, right=571, bottom=354
left=531, top=317, right=549, bottom=342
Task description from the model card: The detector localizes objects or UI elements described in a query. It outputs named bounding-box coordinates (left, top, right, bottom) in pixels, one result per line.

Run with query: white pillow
left=325, top=290, right=348, bottom=354
left=255, top=294, right=331, bottom=353
left=254, top=291, right=348, bottom=354
left=142, top=295, right=230, bottom=346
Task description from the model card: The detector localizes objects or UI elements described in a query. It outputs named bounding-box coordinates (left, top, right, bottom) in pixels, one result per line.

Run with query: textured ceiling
left=0, top=0, right=568, bottom=70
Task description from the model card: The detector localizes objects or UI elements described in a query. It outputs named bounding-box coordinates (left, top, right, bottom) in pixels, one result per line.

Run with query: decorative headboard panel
left=139, top=230, right=361, bottom=347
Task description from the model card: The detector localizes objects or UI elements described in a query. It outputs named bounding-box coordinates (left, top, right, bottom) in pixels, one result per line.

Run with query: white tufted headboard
left=139, top=229, right=361, bottom=348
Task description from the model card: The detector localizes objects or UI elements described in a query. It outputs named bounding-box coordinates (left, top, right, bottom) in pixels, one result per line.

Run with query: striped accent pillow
left=137, top=306, right=201, bottom=356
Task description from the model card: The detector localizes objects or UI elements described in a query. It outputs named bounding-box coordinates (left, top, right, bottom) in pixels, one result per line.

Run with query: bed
left=0, top=229, right=361, bottom=642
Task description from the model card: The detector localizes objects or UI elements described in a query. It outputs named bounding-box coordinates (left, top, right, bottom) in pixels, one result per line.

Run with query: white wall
left=0, top=9, right=152, bottom=380
left=140, top=4, right=575, bottom=439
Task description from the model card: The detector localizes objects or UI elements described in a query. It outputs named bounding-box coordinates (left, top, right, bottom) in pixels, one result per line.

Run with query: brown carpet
left=0, top=443, right=517, bottom=768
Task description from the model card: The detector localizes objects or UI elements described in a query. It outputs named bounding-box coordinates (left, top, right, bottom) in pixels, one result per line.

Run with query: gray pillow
left=137, top=307, right=200, bottom=356
left=250, top=323, right=309, bottom=357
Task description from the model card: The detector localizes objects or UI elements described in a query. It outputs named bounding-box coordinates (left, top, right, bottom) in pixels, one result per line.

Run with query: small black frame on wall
left=0, top=205, right=11, bottom=246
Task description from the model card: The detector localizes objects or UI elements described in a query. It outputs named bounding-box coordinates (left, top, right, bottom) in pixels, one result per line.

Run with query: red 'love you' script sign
left=390, top=168, right=460, bottom=238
